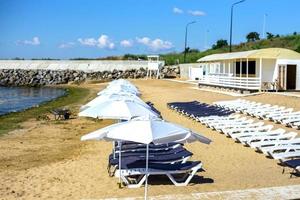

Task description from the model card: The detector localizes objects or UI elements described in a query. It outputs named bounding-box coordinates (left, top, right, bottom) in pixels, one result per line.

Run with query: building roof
left=197, top=48, right=300, bottom=62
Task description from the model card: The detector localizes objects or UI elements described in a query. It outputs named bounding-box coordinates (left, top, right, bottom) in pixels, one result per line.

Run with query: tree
left=246, top=32, right=260, bottom=42
left=266, top=32, right=274, bottom=40
left=296, top=45, right=300, bottom=53
left=212, top=39, right=228, bottom=49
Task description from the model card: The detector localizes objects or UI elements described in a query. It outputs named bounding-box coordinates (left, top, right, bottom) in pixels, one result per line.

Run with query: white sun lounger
left=243, top=104, right=273, bottom=116
left=273, top=111, right=300, bottom=123
left=264, top=108, right=294, bottom=120
left=292, top=121, right=300, bottom=129
left=216, top=100, right=257, bottom=111
left=259, top=137, right=300, bottom=155
left=197, top=114, right=241, bottom=124
left=213, top=99, right=246, bottom=107
left=207, top=117, right=248, bottom=129
left=250, top=132, right=298, bottom=150
left=268, top=149, right=300, bottom=160
left=115, top=161, right=202, bottom=188
left=230, top=125, right=275, bottom=143
left=231, top=102, right=262, bottom=113
left=273, top=151, right=300, bottom=161
left=282, top=115, right=300, bottom=126
left=251, top=106, right=286, bottom=119
left=214, top=119, right=255, bottom=132
left=240, top=128, right=287, bottom=145
left=222, top=122, right=264, bottom=136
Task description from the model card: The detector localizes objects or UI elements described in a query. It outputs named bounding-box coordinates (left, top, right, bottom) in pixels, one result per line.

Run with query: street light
left=262, top=14, right=268, bottom=39
left=229, top=0, right=246, bottom=52
left=184, top=21, right=197, bottom=63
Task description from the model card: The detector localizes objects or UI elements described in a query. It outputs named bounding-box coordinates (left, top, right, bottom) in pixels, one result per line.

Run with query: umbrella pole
left=144, top=144, right=149, bottom=200
left=113, top=141, right=116, bottom=159
left=118, top=141, right=122, bottom=188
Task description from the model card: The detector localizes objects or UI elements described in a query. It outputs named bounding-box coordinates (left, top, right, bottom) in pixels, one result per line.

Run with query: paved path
left=101, top=184, right=300, bottom=200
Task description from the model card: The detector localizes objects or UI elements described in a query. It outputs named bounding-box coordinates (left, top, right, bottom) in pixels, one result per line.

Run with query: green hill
left=160, top=33, right=300, bottom=65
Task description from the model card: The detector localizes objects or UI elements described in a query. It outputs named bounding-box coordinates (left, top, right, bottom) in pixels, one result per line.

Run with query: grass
left=0, top=86, right=91, bottom=136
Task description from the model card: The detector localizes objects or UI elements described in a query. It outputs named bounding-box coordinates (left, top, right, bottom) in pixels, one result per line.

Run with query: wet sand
left=0, top=79, right=299, bottom=199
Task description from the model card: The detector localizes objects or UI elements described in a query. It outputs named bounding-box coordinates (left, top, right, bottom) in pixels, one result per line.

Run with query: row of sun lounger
left=214, top=99, right=300, bottom=130
left=167, top=101, right=300, bottom=177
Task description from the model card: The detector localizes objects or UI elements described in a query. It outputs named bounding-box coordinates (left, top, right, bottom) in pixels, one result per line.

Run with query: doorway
left=286, top=65, right=297, bottom=90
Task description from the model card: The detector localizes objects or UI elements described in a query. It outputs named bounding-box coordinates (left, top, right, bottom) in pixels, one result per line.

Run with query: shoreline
left=0, top=85, right=93, bottom=136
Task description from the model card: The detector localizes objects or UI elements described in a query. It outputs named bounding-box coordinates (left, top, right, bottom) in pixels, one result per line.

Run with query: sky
left=0, top=0, right=299, bottom=59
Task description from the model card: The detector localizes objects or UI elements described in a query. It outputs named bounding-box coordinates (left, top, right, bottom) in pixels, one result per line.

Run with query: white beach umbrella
left=109, top=81, right=136, bottom=89
left=78, top=100, right=158, bottom=120
left=81, top=116, right=211, bottom=144
left=97, top=87, right=139, bottom=96
left=81, top=116, right=212, bottom=200
left=80, top=93, right=149, bottom=111
left=106, top=84, right=139, bottom=93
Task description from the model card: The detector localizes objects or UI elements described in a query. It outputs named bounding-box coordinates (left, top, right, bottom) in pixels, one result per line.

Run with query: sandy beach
left=1, top=79, right=300, bottom=200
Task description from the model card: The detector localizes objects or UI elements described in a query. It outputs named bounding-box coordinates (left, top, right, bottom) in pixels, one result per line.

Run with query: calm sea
left=0, top=87, right=66, bottom=116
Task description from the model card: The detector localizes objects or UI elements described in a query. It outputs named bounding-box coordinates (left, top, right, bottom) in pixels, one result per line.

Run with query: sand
left=0, top=79, right=299, bottom=200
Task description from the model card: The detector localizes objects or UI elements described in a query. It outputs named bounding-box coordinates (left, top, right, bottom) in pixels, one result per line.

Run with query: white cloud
left=17, top=37, right=40, bottom=46
left=78, top=38, right=97, bottom=46
left=173, top=7, right=183, bottom=14
left=97, top=35, right=115, bottom=49
left=136, top=37, right=174, bottom=51
left=188, top=10, right=206, bottom=16
left=58, top=42, right=75, bottom=49
left=136, top=37, right=151, bottom=45
left=120, top=40, right=133, bottom=48
left=78, top=34, right=115, bottom=49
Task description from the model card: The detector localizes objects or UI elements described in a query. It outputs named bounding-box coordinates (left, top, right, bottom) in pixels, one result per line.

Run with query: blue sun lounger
left=282, top=159, right=300, bottom=177
left=110, top=146, right=186, bottom=160
left=114, top=143, right=182, bottom=153
left=108, top=150, right=193, bottom=176
left=115, top=161, right=202, bottom=188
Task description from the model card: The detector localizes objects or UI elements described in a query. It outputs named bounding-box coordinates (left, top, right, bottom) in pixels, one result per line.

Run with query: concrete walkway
left=102, top=184, right=300, bottom=200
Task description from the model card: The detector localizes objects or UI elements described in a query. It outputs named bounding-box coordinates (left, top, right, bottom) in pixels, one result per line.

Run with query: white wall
left=0, top=60, right=159, bottom=72
left=255, top=59, right=276, bottom=82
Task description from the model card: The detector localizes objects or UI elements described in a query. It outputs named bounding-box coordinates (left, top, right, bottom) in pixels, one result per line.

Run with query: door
left=277, top=65, right=286, bottom=90
left=286, top=65, right=297, bottom=90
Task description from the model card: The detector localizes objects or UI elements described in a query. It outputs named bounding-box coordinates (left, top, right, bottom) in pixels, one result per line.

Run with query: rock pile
left=0, top=66, right=180, bottom=86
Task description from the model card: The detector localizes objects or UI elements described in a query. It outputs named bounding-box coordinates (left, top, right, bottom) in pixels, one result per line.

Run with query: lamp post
left=262, top=14, right=268, bottom=39
left=229, top=0, right=246, bottom=52
left=184, top=21, right=197, bottom=63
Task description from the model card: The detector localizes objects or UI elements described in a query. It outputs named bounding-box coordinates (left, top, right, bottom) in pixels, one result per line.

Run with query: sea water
left=0, top=87, right=66, bottom=116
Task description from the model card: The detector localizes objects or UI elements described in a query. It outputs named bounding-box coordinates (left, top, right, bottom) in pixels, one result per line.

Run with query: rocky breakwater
left=0, top=66, right=180, bottom=86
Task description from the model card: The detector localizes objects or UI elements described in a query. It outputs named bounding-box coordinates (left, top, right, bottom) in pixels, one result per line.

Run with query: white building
left=197, top=48, right=300, bottom=91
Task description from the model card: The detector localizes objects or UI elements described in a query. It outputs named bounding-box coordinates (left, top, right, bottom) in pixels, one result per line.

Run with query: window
left=236, top=61, right=256, bottom=75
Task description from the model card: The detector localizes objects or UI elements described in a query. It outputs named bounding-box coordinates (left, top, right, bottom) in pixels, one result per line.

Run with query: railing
left=199, top=74, right=261, bottom=90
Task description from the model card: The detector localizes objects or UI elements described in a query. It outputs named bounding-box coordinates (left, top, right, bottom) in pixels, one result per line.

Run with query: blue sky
left=0, top=0, right=299, bottom=59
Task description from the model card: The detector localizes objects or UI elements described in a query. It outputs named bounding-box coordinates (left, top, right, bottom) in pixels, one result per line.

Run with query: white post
left=144, top=144, right=149, bottom=200
left=113, top=142, right=116, bottom=159
left=246, top=58, right=249, bottom=88
left=118, top=141, right=122, bottom=187
left=259, top=58, right=263, bottom=91
left=240, top=59, right=242, bottom=87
